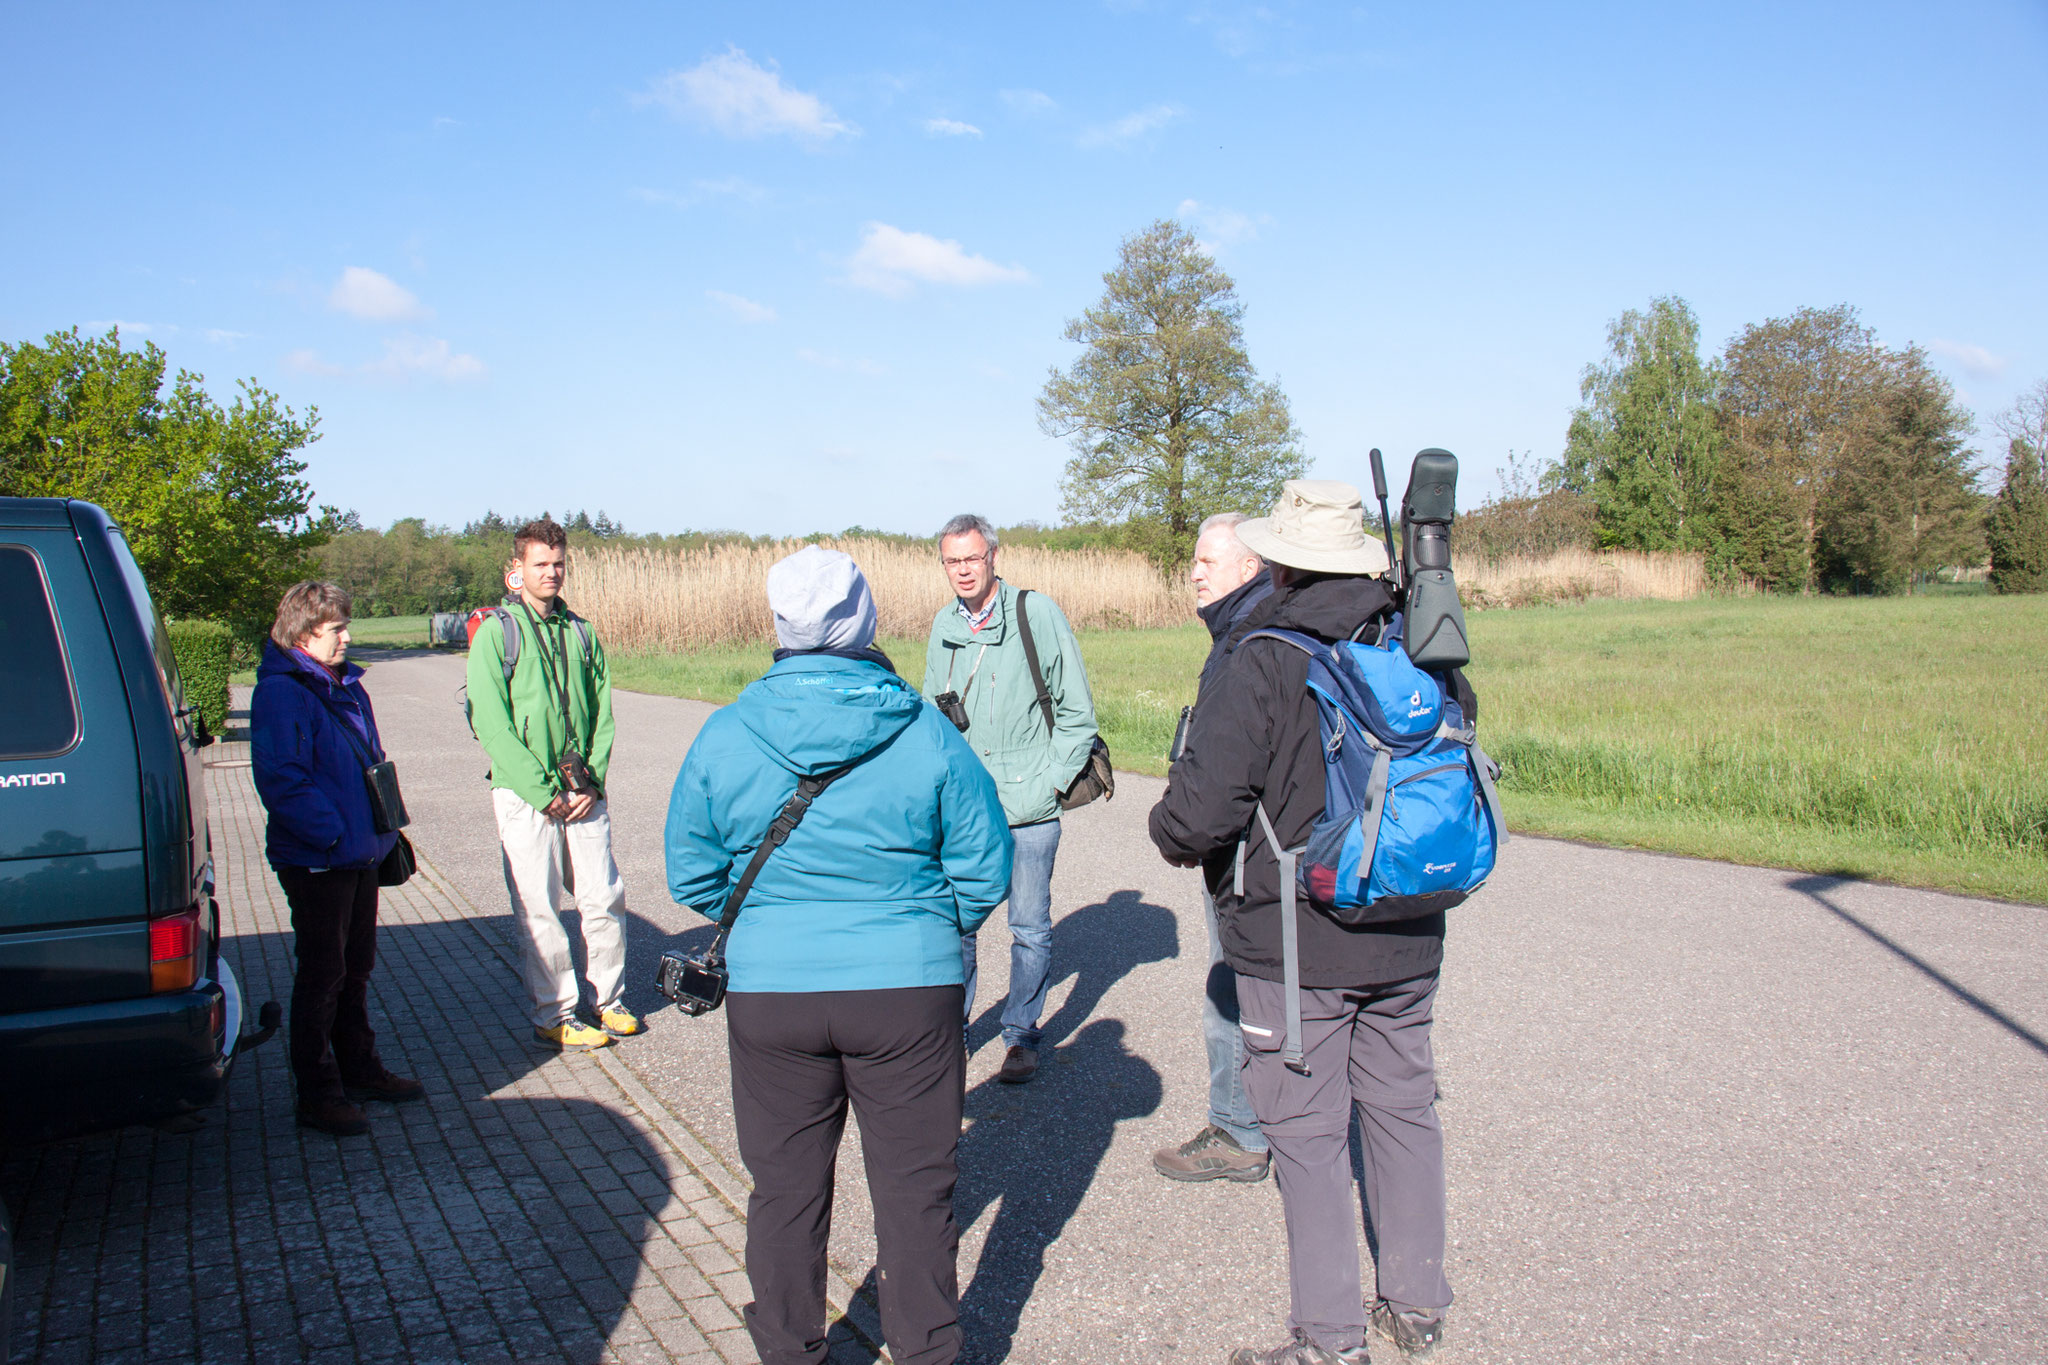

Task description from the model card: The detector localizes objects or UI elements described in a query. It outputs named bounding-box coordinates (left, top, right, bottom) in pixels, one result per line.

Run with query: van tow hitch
left=235, top=1001, right=282, bottom=1056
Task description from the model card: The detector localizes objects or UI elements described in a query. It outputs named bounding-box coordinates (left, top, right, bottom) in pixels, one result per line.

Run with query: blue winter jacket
left=250, top=643, right=401, bottom=872
left=665, top=653, right=1012, bottom=993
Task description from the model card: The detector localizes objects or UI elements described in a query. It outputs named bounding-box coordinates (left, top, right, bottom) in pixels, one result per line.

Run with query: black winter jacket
left=1195, top=574, right=1273, bottom=698
left=1149, top=574, right=1447, bottom=988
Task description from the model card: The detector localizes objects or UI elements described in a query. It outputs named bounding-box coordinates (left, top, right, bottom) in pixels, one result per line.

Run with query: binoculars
left=1370, top=447, right=1470, bottom=671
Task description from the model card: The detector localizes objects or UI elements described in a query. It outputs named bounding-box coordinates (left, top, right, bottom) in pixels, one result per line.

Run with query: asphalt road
left=360, top=647, right=2048, bottom=1365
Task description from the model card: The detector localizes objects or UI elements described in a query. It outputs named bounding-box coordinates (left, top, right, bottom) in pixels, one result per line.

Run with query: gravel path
left=365, top=648, right=2048, bottom=1365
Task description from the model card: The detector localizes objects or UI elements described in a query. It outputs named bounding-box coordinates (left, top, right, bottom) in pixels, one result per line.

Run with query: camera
left=932, top=690, right=970, bottom=732
left=655, top=950, right=728, bottom=1015
left=1400, top=449, right=1470, bottom=670
left=557, top=747, right=602, bottom=797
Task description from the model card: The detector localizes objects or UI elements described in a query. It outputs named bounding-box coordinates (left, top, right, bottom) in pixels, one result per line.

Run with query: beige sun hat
left=1236, top=479, right=1391, bottom=576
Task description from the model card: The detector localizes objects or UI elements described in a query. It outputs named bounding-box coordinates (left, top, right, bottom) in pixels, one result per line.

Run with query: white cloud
left=203, top=328, right=252, bottom=345
left=630, top=176, right=769, bottom=211
left=924, top=117, right=983, bottom=138
left=288, top=336, right=483, bottom=381
left=1178, top=197, right=1270, bottom=252
left=639, top=47, right=854, bottom=141
left=371, top=334, right=484, bottom=380
left=1001, top=88, right=1057, bottom=115
left=1079, top=103, right=1184, bottom=148
left=707, top=290, right=777, bottom=324
left=84, top=319, right=162, bottom=336
left=845, top=223, right=1031, bottom=296
left=328, top=267, right=430, bottom=322
left=1929, top=339, right=2007, bottom=379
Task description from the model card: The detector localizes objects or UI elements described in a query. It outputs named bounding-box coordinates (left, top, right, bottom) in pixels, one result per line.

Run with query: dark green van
left=0, top=497, right=265, bottom=1142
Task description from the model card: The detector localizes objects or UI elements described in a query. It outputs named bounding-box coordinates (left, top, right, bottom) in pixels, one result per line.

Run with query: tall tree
left=1555, top=296, right=1722, bottom=551
left=1814, top=347, right=1981, bottom=592
left=1718, top=304, right=1885, bottom=590
left=1039, top=219, right=1305, bottom=569
left=0, top=327, right=324, bottom=635
left=1987, top=379, right=2048, bottom=593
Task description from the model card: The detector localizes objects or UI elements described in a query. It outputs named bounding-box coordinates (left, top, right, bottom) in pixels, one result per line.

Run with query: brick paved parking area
left=1, top=741, right=882, bottom=1365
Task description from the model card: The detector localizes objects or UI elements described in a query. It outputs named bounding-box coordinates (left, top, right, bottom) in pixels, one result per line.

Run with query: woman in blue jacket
left=666, top=546, right=1011, bottom=1365
left=250, top=581, right=424, bottom=1138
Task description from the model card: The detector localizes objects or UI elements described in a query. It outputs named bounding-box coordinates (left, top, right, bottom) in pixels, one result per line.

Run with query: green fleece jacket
left=922, top=580, right=1098, bottom=827
left=466, top=600, right=615, bottom=812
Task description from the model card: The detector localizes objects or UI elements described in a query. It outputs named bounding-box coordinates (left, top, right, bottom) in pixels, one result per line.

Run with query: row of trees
left=1542, top=297, right=2038, bottom=594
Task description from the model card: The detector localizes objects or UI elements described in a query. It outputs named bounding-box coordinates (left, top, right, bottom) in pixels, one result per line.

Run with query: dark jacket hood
left=257, top=640, right=365, bottom=690
left=733, top=654, right=926, bottom=777
left=1249, top=573, right=1396, bottom=644
left=1199, top=574, right=1274, bottom=641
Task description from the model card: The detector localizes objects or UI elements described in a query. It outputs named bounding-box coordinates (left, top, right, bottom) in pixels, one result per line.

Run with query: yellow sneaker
left=534, top=1020, right=613, bottom=1051
left=598, top=1004, right=645, bottom=1037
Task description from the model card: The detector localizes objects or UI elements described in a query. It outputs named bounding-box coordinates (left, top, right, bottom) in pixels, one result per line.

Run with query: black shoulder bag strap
left=1012, top=589, right=1057, bottom=736
left=703, top=762, right=857, bottom=968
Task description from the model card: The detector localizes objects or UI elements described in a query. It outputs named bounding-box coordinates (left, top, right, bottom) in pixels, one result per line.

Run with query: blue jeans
left=962, top=819, right=1061, bottom=1050
left=1202, top=883, right=1266, bottom=1152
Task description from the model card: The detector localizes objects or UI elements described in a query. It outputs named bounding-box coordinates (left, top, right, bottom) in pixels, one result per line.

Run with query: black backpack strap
left=703, top=761, right=858, bottom=967
left=1012, top=589, right=1057, bottom=736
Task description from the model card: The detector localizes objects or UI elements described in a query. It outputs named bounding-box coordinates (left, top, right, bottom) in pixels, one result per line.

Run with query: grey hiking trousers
left=1236, top=972, right=1451, bottom=1355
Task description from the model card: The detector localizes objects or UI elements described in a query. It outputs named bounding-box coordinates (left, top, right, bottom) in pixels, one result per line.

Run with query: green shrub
left=167, top=619, right=233, bottom=733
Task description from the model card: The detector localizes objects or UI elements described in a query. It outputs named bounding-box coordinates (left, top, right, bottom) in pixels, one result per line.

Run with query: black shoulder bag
left=1013, top=589, right=1114, bottom=810
left=655, top=761, right=856, bottom=1015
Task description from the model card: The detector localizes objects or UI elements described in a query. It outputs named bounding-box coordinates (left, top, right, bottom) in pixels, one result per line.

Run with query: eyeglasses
left=941, top=553, right=990, bottom=570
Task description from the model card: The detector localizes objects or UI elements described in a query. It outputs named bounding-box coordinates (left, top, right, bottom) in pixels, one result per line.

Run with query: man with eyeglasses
left=923, top=513, right=1099, bottom=1085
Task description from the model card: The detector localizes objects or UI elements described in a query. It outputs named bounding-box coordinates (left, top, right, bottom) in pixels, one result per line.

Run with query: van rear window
left=0, top=546, right=81, bottom=759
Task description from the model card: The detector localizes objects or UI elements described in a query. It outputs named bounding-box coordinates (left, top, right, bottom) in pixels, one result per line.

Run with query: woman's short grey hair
left=1198, top=512, right=1261, bottom=564
left=937, top=513, right=998, bottom=552
left=271, top=580, right=352, bottom=651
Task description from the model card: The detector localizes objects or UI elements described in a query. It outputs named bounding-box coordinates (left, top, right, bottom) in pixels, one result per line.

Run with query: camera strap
left=703, top=759, right=861, bottom=968
left=518, top=601, right=581, bottom=754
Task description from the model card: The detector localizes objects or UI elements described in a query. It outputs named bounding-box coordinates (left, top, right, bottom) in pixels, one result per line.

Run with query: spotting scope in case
left=1367, top=446, right=1471, bottom=670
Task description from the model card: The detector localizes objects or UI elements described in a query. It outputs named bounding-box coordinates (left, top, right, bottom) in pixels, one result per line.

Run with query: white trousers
left=492, top=788, right=629, bottom=1029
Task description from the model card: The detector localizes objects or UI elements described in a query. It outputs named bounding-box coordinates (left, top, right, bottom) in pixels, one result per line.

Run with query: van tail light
left=151, top=904, right=202, bottom=992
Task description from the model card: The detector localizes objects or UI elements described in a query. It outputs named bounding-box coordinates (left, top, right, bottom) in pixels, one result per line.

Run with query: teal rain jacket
left=664, top=654, right=1013, bottom=993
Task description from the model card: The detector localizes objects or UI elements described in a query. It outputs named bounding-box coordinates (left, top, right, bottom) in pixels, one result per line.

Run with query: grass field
left=347, top=613, right=434, bottom=646
left=612, top=594, right=2048, bottom=905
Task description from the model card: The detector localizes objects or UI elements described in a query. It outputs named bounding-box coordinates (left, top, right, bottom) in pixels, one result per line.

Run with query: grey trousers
left=1236, top=972, right=1451, bottom=1354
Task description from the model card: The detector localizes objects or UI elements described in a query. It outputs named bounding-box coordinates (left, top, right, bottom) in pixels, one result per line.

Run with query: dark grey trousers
left=728, top=986, right=967, bottom=1365
left=1236, top=972, right=1451, bottom=1354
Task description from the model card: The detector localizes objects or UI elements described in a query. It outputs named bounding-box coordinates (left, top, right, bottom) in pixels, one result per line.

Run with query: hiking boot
left=1153, top=1124, right=1271, bottom=1183
left=343, top=1067, right=426, bottom=1103
left=1371, top=1301, right=1444, bottom=1357
left=997, top=1045, right=1038, bottom=1084
left=1227, top=1329, right=1369, bottom=1365
left=534, top=1020, right=614, bottom=1051
left=296, top=1097, right=370, bottom=1138
left=596, top=1004, right=645, bottom=1037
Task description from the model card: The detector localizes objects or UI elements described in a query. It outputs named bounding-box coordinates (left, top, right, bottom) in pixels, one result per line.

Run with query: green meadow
left=612, top=594, right=2048, bottom=905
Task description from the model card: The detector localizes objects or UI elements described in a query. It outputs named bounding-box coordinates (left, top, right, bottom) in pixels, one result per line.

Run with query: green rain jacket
left=466, top=600, right=616, bottom=813
left=922, top=580, right=1098, bottom=827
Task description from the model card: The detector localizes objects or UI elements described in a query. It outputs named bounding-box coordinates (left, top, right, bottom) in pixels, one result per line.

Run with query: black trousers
left=727, top=985, right=966, bottom=1365
left=276, top=865, right=382, bottom=1106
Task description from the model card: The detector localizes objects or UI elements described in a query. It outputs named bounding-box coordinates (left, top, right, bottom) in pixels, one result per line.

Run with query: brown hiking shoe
left=1152, top=1124, right=1271, bottom=1183
left=296, top=1097, right=370, bottom=1137
left=1371, top=1301, right=1444, bottom=1357
left=997, top=1045, right=1038, bottom=1084
left=1228, top=1330, right=1369, bottom=1364
left=344, top=1067, right=426, bottom=1104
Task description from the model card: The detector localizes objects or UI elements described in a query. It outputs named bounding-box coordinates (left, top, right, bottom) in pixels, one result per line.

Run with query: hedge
left=166, top=619, right=233, bottom=734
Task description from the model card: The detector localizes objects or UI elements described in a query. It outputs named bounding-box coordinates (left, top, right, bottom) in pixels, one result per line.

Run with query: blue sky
left=4, top=2, right=2043, bottom=536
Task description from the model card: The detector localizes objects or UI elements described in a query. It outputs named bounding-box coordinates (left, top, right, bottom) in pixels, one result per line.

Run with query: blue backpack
left=1239, top=615, right=1507, bottom=1073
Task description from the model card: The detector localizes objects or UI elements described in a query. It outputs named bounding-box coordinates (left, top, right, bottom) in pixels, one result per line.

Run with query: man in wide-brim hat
left=1149, top=479, right=1453, bottom=1365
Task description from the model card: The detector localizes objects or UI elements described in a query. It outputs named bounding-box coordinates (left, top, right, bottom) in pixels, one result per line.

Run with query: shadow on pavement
left=1789, top=874, right=2048, bottom=1059
left=970, top=889, right=1180, bottom=1054
left=0, top=918, right=678, bottom=1365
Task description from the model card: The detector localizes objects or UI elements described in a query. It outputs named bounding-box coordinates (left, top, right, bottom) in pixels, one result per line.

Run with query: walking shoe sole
left=533, top=1031, right=613, bottom=1051
left=1154, top=1157, right=1271, bottom=1183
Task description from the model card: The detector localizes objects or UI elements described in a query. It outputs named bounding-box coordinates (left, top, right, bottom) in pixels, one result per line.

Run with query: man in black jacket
left=1154, top=513, right=1275, bottom=1184
left=1150, top=481, right=1450, bottom=1365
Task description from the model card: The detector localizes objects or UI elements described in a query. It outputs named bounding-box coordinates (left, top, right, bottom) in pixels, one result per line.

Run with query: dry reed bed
left=573, top=539, right=1196, bottom=652
left=574, top=540, right=1714, bottom=650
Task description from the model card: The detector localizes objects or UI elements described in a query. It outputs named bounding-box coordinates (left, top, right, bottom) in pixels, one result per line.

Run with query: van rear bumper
left=0, top=978, right=234, bottom=1142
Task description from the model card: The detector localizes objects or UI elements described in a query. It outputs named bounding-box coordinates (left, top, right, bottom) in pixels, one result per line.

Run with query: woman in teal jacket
left=665, top=546, right=1009, bottom=1365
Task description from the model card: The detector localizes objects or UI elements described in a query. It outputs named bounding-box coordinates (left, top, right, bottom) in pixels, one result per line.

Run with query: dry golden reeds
left=1455, top=548, right=1714, bottom=609
left=570, top=539, right=1197, bottom=652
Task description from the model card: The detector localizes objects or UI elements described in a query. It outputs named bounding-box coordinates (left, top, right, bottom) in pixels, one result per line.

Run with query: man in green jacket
left=466, top=517, right=639, bottom=1052
left=923, top=513, right=1100, bottom=1085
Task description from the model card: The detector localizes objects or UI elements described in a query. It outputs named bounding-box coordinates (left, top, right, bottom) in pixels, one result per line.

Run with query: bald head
left=1191, top=513, right=1265, bottom=607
